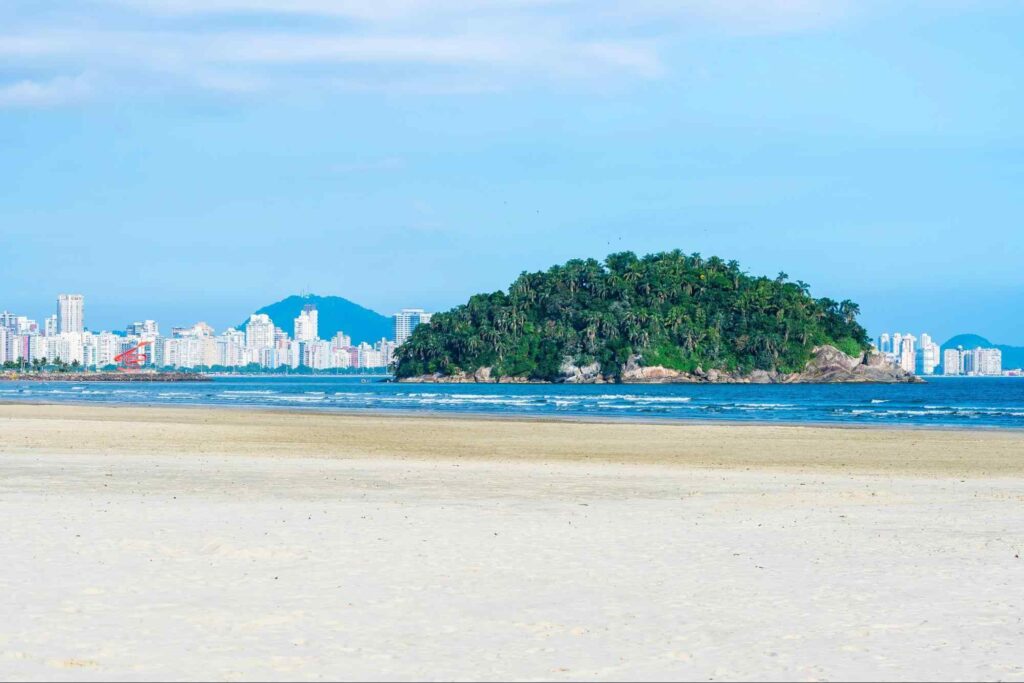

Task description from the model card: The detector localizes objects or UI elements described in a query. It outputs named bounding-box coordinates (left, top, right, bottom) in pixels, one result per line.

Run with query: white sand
left=3, top=451, right=1023, bottom=681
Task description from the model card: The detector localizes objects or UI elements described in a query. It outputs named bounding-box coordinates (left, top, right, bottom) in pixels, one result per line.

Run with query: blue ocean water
left=2, top=376, right=1023, bottom=429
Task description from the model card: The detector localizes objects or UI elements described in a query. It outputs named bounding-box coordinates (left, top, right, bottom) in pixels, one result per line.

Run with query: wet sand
left=2, top=402, right=1024, bottom=476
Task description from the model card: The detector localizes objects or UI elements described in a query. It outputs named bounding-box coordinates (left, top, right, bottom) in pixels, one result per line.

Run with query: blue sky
left=1, top=1, right=1022, bottom=344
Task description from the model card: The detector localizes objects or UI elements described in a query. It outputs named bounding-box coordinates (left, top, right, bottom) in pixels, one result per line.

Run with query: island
left=395, top=250, right=919, bottom=383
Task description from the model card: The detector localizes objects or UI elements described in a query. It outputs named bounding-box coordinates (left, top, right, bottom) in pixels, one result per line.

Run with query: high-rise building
left=15, top=317, right=38, bottom=335
left=974, top=348, right=1002, bottom=376
left=898, top=334, right=916, bottom=373
left=95, top=332, right=120, bottom=368
left=331, top=331, right=352, bottom=350
left=394, top=309, right=432, bottom=345
left=878, top=333, right=891, bottom=354
left=916, top=333, right=941, bottom=375
left=944, top=345, right=1001, bottom=376
left=126, top=320, right=159, bottom=337
left=57, top=294, right=85, bottom=334
left=245, top=314, right=276, bottom=351
left=943, top=348, right=960, bottom=375
left=44, top=315, right=58, bottom=337
left=294, top=304, right=318, bottom=342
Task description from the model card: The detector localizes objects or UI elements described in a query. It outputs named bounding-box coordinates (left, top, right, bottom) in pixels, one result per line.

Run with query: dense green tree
left=396, top=251, right=871, bottom=381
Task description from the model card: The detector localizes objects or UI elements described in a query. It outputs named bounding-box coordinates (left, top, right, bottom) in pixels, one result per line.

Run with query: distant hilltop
left=243, top=294, right=392, bottom=345
left=942, top=334, right=1024, bottom=370
left=395, top=250, right=917, bottom=384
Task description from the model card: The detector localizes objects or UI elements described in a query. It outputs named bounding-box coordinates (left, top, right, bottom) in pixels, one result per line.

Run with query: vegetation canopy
left=395, top=251, right=871, bottom=380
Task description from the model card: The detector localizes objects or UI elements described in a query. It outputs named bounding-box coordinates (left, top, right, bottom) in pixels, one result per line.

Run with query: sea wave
left=3, top=377, right=1022, bottom=428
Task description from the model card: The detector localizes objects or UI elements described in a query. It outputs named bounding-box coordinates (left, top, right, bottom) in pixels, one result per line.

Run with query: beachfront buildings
left=877, top=331, right=941, bottom=375
left=0, top=296, right=410, bottom=372
left=879, top=331, right=1006, bottom=376
left=944, top=346, right=1003, bottom=376
left=394, top=309, right=432, bottom=345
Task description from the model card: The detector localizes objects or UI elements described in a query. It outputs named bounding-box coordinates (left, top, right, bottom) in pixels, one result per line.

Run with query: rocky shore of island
left=399, top=345, right=923, bottom=384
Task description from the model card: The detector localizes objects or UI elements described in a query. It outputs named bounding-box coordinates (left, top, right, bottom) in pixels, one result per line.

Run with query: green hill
left=395, top=250, right=871, bottom=381
left=243, top=295, right=392, bottom=345
left=942, top=334, right=1024, bottom=370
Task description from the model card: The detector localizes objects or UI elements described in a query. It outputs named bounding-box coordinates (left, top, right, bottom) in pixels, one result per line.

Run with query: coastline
left=4, top=395, right=1024, bottom=435
left=3, top=401, right=1023, bottom=476
left=0, top=372, right=210, bottom=382
left=1, top=397, right=1014, bottom=433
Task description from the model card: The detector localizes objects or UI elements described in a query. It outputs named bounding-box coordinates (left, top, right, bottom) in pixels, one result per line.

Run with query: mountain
left=942, top=334, right=1024, bottom=370
left=244, top=295, right=392, bottom=345
left=395, top=250, right=882, bottom=383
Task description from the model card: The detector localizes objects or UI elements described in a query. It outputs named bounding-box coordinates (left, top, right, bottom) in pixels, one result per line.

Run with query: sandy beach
left=2, top=404, right=1023, bottom=680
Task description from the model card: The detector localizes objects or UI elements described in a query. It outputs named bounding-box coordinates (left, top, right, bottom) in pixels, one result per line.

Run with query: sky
left=1, top=0, right=1022, bottom=345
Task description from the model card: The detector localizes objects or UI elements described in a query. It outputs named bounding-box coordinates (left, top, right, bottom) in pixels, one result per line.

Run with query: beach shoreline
left=4, top=396, right=1024, bottom=434
left=2, top=402, right=1023, bottom=476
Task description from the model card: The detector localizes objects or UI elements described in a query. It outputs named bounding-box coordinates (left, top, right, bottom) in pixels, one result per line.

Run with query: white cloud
left=108, top=0, right=854, bottom=33
left=0, top=75, right=92, bottom=108
left=0, top=28, right=663, bottom=94
left=0, top=0, right=865, bottom=105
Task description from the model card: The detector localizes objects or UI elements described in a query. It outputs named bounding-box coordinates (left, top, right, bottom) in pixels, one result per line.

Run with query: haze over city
left=2, top=1, right=1022, bottom=343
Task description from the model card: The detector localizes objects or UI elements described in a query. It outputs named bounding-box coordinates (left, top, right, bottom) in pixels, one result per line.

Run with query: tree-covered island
left=395, top=251, right=916, bottom=383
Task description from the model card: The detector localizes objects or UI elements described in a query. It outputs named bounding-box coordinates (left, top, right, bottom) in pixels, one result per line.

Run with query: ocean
left=2, top=375, right=1023, bottom=429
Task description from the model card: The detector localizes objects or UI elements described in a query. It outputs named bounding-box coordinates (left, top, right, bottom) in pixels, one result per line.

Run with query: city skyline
left=0, top=293, right=433, bottom=371
left=2, top=2, right=1022, bottom=344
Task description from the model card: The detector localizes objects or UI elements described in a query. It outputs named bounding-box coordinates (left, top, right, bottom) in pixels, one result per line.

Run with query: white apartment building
left=21, top=335, right=44, bottom=363
left=943, top=348, right=964, bottom=376
left=394, top=309, right=432, bottom=346
left=375, top=338, right=398, bottom=367
left=162, top=336, right=206, bottom=369
left=916, top=333, right=941, bottom=375
left=331, top=348, right=352, bottom=369
left=245, top=314, right=276, bottom=351
left=0, top=326, right=9, bottom=364
left=95, top=332, right=120, bottom=368
left=877, top=333, right=891, bottom=354
left=357, top=343, right=384, bottom=369
left=302, top=340, right=333, bottom=370
left=898, top=334, right=916, bottom=373
left=1, top=314, right=38, bottom=336
left=294, top=305, right=318, bottom=342
left=331, top=331, right=352, bottom=350
left=57, top=294, right=85, bottom=334
left=216, top=329, right=247, bottom=367
left=974, top=348, right=1002, bottom=376
left=126, top=320, right=159, bottom=336
left=45, top=333, right=85, bottom=365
